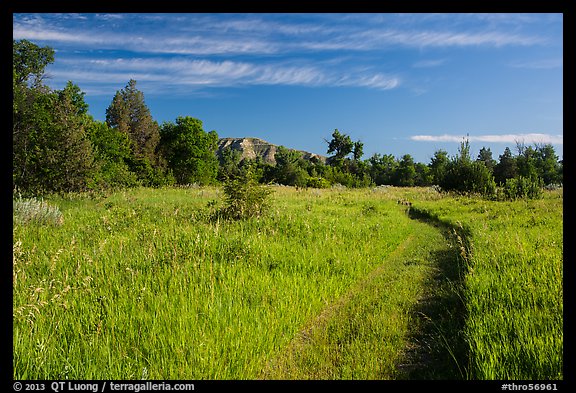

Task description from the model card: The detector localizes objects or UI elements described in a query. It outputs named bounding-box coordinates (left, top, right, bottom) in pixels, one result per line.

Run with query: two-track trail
left=261, top=208, right=467, bottom=380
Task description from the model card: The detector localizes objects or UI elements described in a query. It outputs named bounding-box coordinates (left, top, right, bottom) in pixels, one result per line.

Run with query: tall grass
left=12, top=186, right=562, bottom=380
left=412, top=189, right=563, bottom=379
left=13, top=186, right=418, bottom=379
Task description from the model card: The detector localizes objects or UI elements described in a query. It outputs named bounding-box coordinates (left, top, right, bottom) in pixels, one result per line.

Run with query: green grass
left=13, top=186, right=413, bottom=379
left=12, top=186, right=563, bottom=380
left=412, top=188, right=563, bottom=379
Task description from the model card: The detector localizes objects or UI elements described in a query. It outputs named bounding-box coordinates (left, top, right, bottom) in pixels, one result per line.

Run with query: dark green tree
left=41, top=85, right=96, bottom=193
left=13, top=41, right=96, bottom=194
left=368, top=153, right=397, bottom=185
left=217, top=147, right=244, bottom=181
left=515, top=142, right=538, bottom=179
left=352, top=140, right=364, bottom=161
left=429, top=149, right=449, bottom=185
left=493, top=147, right=517, bottom=185
left=273, top=146, right=309, bottom=186
left=395, top=154, right=417, bottom=186
left=106, top=79, right=161, bottom=165
left=440, top=137, right=496, bottom=196
left=13, top=40, right=55, bottom=189
left=534, top=144, right=561, bottom=185
left=414, top=162, right=433, bottom=186
left=326, top=129, right=354, bottom=166
left=477, top=147, right=497, bottom=172
left=159, top=116, right=219, bottom=185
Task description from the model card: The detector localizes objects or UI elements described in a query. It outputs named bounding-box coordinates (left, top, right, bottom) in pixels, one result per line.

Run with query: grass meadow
left=412, top=188, right=563, bottom=379
left=12, top=186, right=562, bottom=380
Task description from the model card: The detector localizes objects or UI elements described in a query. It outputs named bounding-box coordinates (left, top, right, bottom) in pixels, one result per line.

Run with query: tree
left=429, top=149, right=449, bottom=185
left=439, top=137, right=496, bottom=196
left=13, top=40, right=55, bottom=188
left=352, top=140, right=364, bottom=161
left=159, top=116, right=219, bottom=185
left=326, top=129, right=354, bottom=166
left=106, top=79, right=161, bottom=165
left=13, top=39, right=54, bottom=86
left=534, top=144, right=561, bottom=185
left=515, top=142, right=538, bottom=179
left=414, top=162, right=433, bottom=186
left=217, top=147, right=244, bottom=181
left=477, top=147, right=496, bottom=172
left=493, top=147, right=517, bottom=185
left=273, top=146, right=308, bottom=186
left=41, top=85, right=96, bottom=193
left=13, top=41, right=96, bottom=194
left=87, top=120, right=139, bottom=188
left=368, top=153, right=397, bottom=185
left=58, top=81, right=89, bottom=115
left=457, top=136, right=472, bottom=164
left=395, top=154, right=417, bottom=186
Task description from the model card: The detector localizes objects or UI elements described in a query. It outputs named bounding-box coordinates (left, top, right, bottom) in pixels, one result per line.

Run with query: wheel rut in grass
left=261, top=210, right=468, bottom=380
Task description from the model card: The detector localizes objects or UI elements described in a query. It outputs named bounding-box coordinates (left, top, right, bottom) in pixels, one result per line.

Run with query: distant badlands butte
left=217, top=137, right=326, bottom=165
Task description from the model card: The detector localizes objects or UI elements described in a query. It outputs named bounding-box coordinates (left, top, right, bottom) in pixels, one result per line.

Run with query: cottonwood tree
left=13, top=39, right=54, bottom=87
left=13, top=40, right=55, bottom=190
left=326, top=129, right=354, bottom=166
left=159, top=116, right=219, bottom=185
left=13, top=40, right=96, bottom=194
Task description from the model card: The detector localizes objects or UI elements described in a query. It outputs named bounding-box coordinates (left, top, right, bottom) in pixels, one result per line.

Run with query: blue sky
left=13, top=13, right=563, bottom=163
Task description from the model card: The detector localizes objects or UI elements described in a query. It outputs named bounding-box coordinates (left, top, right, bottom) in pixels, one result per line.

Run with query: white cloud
left=49, top=57, right=400, bottom=93
left=13, top=21, right=278, bottom=55
left=410, top=133, right=563, bottom=144
left=14, top=13, right=548, bottom=57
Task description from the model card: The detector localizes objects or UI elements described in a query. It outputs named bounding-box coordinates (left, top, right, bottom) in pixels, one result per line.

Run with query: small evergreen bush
left=219, top=170, right=273, bottom=220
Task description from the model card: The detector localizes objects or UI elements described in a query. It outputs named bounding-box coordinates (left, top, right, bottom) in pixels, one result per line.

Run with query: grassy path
left=262, top=213, right=466, bottom=379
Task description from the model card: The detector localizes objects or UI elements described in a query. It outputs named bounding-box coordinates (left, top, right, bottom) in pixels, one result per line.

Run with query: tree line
left=13, top=40, right=562, bottom=199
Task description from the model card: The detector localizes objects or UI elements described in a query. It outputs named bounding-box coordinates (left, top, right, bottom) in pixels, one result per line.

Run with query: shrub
left=440, top=160, right=496, bottom=197
left=13, top=196, right=64, bottom=226
left=306, top=176, right=331, bottom=189
left=503, top=175, right=543, bottom=200
left=219, top=170, right=273, bottom=220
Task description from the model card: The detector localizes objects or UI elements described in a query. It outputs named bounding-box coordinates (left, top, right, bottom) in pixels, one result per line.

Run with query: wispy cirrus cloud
left=13, top=24, right=278, bottom=55
left=48, top=57, right=400, bottom=93
left=410, top=133, right=563, bottom=144
left=355, top=29, right=546, bottom=49
left=14, top=13, right=550, bottom=56
left=12, top=13, right=557, bottom=96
